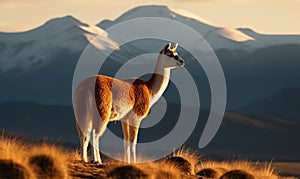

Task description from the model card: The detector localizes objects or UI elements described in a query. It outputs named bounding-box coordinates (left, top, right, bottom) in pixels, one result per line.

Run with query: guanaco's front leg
left=128, top=123, right=139, bottom=163
left=121, top=121, right=130, bottom=163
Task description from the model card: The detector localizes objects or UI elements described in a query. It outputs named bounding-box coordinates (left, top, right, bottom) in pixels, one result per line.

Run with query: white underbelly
left=110, top=99, right=133, bottom=121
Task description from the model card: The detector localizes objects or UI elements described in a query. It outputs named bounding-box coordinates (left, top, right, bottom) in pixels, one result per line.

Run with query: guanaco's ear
left=163, top=42, right=171, bottom=53
left=171, top=43, right=178, bottom=51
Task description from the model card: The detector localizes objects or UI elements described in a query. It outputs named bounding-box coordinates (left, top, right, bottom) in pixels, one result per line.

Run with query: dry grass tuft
left=0, top=159, right=33, bottom=179
left=0, top=136, right=74, bottom=179
left=107, top=165, right=149, bottom=179
left=197, top=160, right=278, bottom=178
left=29, top=154, right=65, bottom=179
left=173, top=147, right=200, bottom=167
left=168, top=147, right=201, bottom=175
left=152, top=169, right=180, bottom=179
left=28, top=144, right=71, bottom=179
left=196, top=168, right=221, bottom=179
left=0, top=136, right=28, bottom=163
left=163, top=156, right=193, bottom=175
left=150, top=160, right=185, bottom=179
left=0, top=136, right=36, bottom=179
left=220, top=169, right=255, bottom=179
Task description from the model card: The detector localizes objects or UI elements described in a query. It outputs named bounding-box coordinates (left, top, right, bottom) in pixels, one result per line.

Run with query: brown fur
left=129, top=79, right=151, bottom=117
left=77, top=75, right=151, bottom=122
left=94, top=76, right=113, bottom=121
left=146, top=74, right=165, bottom=96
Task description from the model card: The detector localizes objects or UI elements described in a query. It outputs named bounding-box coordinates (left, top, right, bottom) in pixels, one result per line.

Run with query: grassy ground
left=0, top=136, right=298, bottom=179
left=261, top=162, right=300, bottom=177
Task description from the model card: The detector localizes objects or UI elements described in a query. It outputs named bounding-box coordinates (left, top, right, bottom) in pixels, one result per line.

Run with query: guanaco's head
left=159, top=42, right=185, bottom=69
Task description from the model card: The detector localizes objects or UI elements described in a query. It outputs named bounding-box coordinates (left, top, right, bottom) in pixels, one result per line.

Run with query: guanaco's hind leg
left=91, top=129, right=100, bottom=163
left=75, top=80, right=95, bottom=163
left=75, top=96, right=92, bottom=162
left=91, top=100, right=111, bottom=164
left=76, top=121, right=91, bottom=163
left=91, top=119, right=109, bottom=164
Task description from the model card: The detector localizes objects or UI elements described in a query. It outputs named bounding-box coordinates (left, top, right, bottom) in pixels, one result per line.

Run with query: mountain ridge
left=0, top=15, right=118, bottom=73
left=0, top=5, right=299, bottom=108
left=96, top=5, right=300, bottom=50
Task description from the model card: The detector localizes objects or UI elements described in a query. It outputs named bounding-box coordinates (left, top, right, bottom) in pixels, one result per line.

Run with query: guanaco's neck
left=147, top=56, right=170, bottom=106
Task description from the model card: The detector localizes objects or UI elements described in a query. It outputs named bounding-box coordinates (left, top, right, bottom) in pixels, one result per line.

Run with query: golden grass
left=197, top=160, right=278, bottom=178
left=197, top=168, right=221, bottom=179
left=267, top=162, right=300, bottom=177
left=0, top=136, right=292, bottom=179
left=0, top=136, right=36, bottom=178
left=107, top=165, right=150, bottom=179
left=0, top=136, right=28, bottom=163
left=173, top=147, right=201, bottom=168
left=28, top=144, right=71, bottom=179
left=0, top=135, right=75, bottom=178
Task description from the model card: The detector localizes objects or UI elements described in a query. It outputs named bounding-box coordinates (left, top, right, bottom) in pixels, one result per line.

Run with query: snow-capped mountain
left=1, top=5, right=299, bottom=73
left=98, top=5, right=255, bottom=51
left=0, top=5, right=300, bottom=107
left=0, top=16, right=119, bottom=105
left=98, top=5, right=300, bottom=51
left=0, top=16, right=118, bottom=72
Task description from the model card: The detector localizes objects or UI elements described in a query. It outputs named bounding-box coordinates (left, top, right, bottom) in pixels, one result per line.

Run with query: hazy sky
left=0, top=0, right=299, bottom=34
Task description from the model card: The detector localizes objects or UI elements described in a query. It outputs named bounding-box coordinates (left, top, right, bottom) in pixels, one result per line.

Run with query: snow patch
left=78, top=24, right=107, bottom=35
left=167, top=6, right=216, bottom=27
left=83, top=33, right=119, bottom=51
left=218, top=28, right=255, bottom=42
